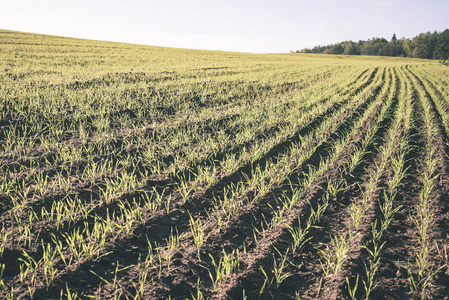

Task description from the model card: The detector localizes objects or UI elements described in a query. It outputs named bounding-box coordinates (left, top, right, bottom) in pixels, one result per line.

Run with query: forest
left=295, top=29, right=449, bottom=60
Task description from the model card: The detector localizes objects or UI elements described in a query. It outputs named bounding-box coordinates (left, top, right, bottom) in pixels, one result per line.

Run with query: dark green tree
left=330, top=44, right=344, bottom=54
left=391, top=34, right=397, bottom=42
left=412, top=32, right=438, bottom=59
left=434, top=29, right=449, bottom=60
left=360, top=38, right=388, bottom=56
left=343, top=41, right=359, bottom=55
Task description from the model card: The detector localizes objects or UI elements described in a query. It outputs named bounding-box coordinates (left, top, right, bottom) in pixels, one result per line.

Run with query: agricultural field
left=1, top=29, right=449, bottom=299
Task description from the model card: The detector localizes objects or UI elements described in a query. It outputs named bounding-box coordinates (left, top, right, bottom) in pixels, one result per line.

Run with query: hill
left=1, top=30, right=449, bottom=299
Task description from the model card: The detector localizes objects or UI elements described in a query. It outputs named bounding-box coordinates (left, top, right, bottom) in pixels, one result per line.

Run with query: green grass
left=1, top=29, right=448, bottom=299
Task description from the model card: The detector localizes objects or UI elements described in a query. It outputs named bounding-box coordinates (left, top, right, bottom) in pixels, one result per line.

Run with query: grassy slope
left=1, top=30, right=448, bottom=299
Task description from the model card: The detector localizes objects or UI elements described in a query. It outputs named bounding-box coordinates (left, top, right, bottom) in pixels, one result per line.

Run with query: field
left=1, top=29, right=449, bottom=299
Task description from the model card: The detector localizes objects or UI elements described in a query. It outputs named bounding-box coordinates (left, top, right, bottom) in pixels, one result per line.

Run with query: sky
left=1, top=0, right=448, bottom=53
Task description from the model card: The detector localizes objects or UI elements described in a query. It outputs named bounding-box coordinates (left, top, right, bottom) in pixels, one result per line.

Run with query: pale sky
left=1, top=0, right=448, bottom=53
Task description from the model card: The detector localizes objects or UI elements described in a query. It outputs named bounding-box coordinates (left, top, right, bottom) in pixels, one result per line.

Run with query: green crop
left=1, top=29, right=448, bottom=299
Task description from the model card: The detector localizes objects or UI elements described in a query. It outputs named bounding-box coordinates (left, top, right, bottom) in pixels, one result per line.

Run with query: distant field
left=2, top=30, right=449, bottom=299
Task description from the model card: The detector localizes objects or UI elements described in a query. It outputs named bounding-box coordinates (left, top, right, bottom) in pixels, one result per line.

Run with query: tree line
left=294, top=29, right=449, bottom=60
